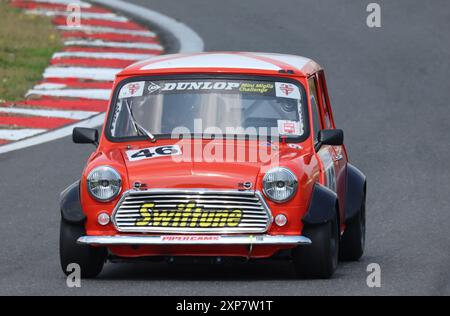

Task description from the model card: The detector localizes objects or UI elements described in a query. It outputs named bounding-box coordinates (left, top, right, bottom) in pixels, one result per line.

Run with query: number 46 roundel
left=126, top=145, right=182, bottom=162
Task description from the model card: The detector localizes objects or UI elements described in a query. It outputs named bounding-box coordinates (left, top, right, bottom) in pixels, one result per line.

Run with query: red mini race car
left=59, top=52, right=366, bottom=279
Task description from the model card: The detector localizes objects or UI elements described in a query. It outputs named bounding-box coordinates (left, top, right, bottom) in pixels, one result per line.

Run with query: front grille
left=112, top=189, right=272, bottom=234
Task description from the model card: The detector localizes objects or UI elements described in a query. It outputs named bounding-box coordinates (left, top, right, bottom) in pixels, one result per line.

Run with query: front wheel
left=292, top=211, right=339, bottom=279
left=59, top=219, right=106, bottom=279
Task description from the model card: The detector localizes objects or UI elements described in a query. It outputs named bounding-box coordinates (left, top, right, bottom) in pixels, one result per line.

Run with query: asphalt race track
left=1, top=0, right=449, bottom=295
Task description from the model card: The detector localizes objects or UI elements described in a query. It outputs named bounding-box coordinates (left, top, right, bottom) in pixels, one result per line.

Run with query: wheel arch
left=344, top=164, right=367, bottom=223
left=303, top=183, right=339, bottom=226
left=60, top=181, right=86, bottom=224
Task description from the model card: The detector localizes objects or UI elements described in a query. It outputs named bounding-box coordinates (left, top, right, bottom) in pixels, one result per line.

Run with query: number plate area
left=126, top=145, right=182, bottom=162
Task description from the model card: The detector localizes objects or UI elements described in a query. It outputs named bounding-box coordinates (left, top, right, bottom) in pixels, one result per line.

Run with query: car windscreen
left=108, top=78, right=307, bottom=140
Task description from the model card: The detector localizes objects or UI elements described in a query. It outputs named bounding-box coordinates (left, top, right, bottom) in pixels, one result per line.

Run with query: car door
left=316, top=71, right=348, bottom=218
left=308, top=76, right=337, bottom=193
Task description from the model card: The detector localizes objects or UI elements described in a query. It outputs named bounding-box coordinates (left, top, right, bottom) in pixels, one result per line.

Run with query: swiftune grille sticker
left=136, top=202, right=243, bottom=228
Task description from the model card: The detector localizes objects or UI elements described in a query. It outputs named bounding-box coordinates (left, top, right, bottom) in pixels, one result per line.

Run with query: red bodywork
left=79, top=52, right=349, bottom=259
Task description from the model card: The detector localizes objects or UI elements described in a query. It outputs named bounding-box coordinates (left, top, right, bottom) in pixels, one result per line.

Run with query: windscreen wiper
left=124, top=99, right=156, bottom=143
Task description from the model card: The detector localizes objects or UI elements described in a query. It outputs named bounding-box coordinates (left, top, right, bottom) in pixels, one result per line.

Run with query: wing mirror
left=315, top=129, right=344, bottom=152
left=73, top=127, right=99, bottom=146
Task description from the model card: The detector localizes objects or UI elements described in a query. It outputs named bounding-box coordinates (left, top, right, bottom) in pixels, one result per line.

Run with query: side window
left=308, top=77, right=322, bottom=142
left=318, top=72, right=333, bottom=129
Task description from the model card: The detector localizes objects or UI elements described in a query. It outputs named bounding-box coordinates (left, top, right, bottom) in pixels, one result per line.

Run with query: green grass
left=0, top=0, right=62, bottom=102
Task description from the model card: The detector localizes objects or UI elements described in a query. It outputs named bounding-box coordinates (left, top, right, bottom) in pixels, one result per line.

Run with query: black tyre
left=339, top=194, right=366, bottom=261
left=292, top=211, right=339, bottom=279
left=59, top=219, right=106, bottom=279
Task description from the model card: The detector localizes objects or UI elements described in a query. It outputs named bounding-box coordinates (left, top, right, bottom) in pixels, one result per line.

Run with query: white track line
left=25, top=10, right=129, bottom=22
left=33, top=83, right=67, bottom=90
left=53, top=51, right=156, bottom=61
left=27, top=88, right=111, bottom=100
left=57, top=25, right=156, bottom=37
left=89, top=0, right=204, bottom=53
left=64, top=39, right=164, bottom=51
left=0, top=129, right=47, bottom=141
left=0, top=107, right=98, bottom=120
left=0, top=114, right=105, bottom=154
left=32, top=0, right=92, bottom=8
left=43, top=67, right=121, bottom=81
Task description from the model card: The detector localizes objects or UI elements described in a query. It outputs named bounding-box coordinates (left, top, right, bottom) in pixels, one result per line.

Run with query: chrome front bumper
left=77, top=235, right=312, bottom=246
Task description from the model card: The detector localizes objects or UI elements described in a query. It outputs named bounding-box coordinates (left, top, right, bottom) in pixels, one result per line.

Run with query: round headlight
left=263, top=167, right=298, bottom=203
left=87, top=166, right=122, bottom=202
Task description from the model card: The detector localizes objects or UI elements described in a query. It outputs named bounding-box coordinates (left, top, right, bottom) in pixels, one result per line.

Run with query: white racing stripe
left=43, top=67, right=121, bottom=81
left=25, top=9, right=129, bottom=22
left=140, top=53, right=282, bottom=71
left=32, top=0, right=92, bottom=8
left=64, top=40, right=164, bottom=51
left=27, top=88, right=112, bottom=100
left=0, top=107, right=98, bottom=120
left=57, top=25, right=156, bottom=37
left=53, top=51, right=156, bottom=61
left=0, top=129, right=47, bottom=141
